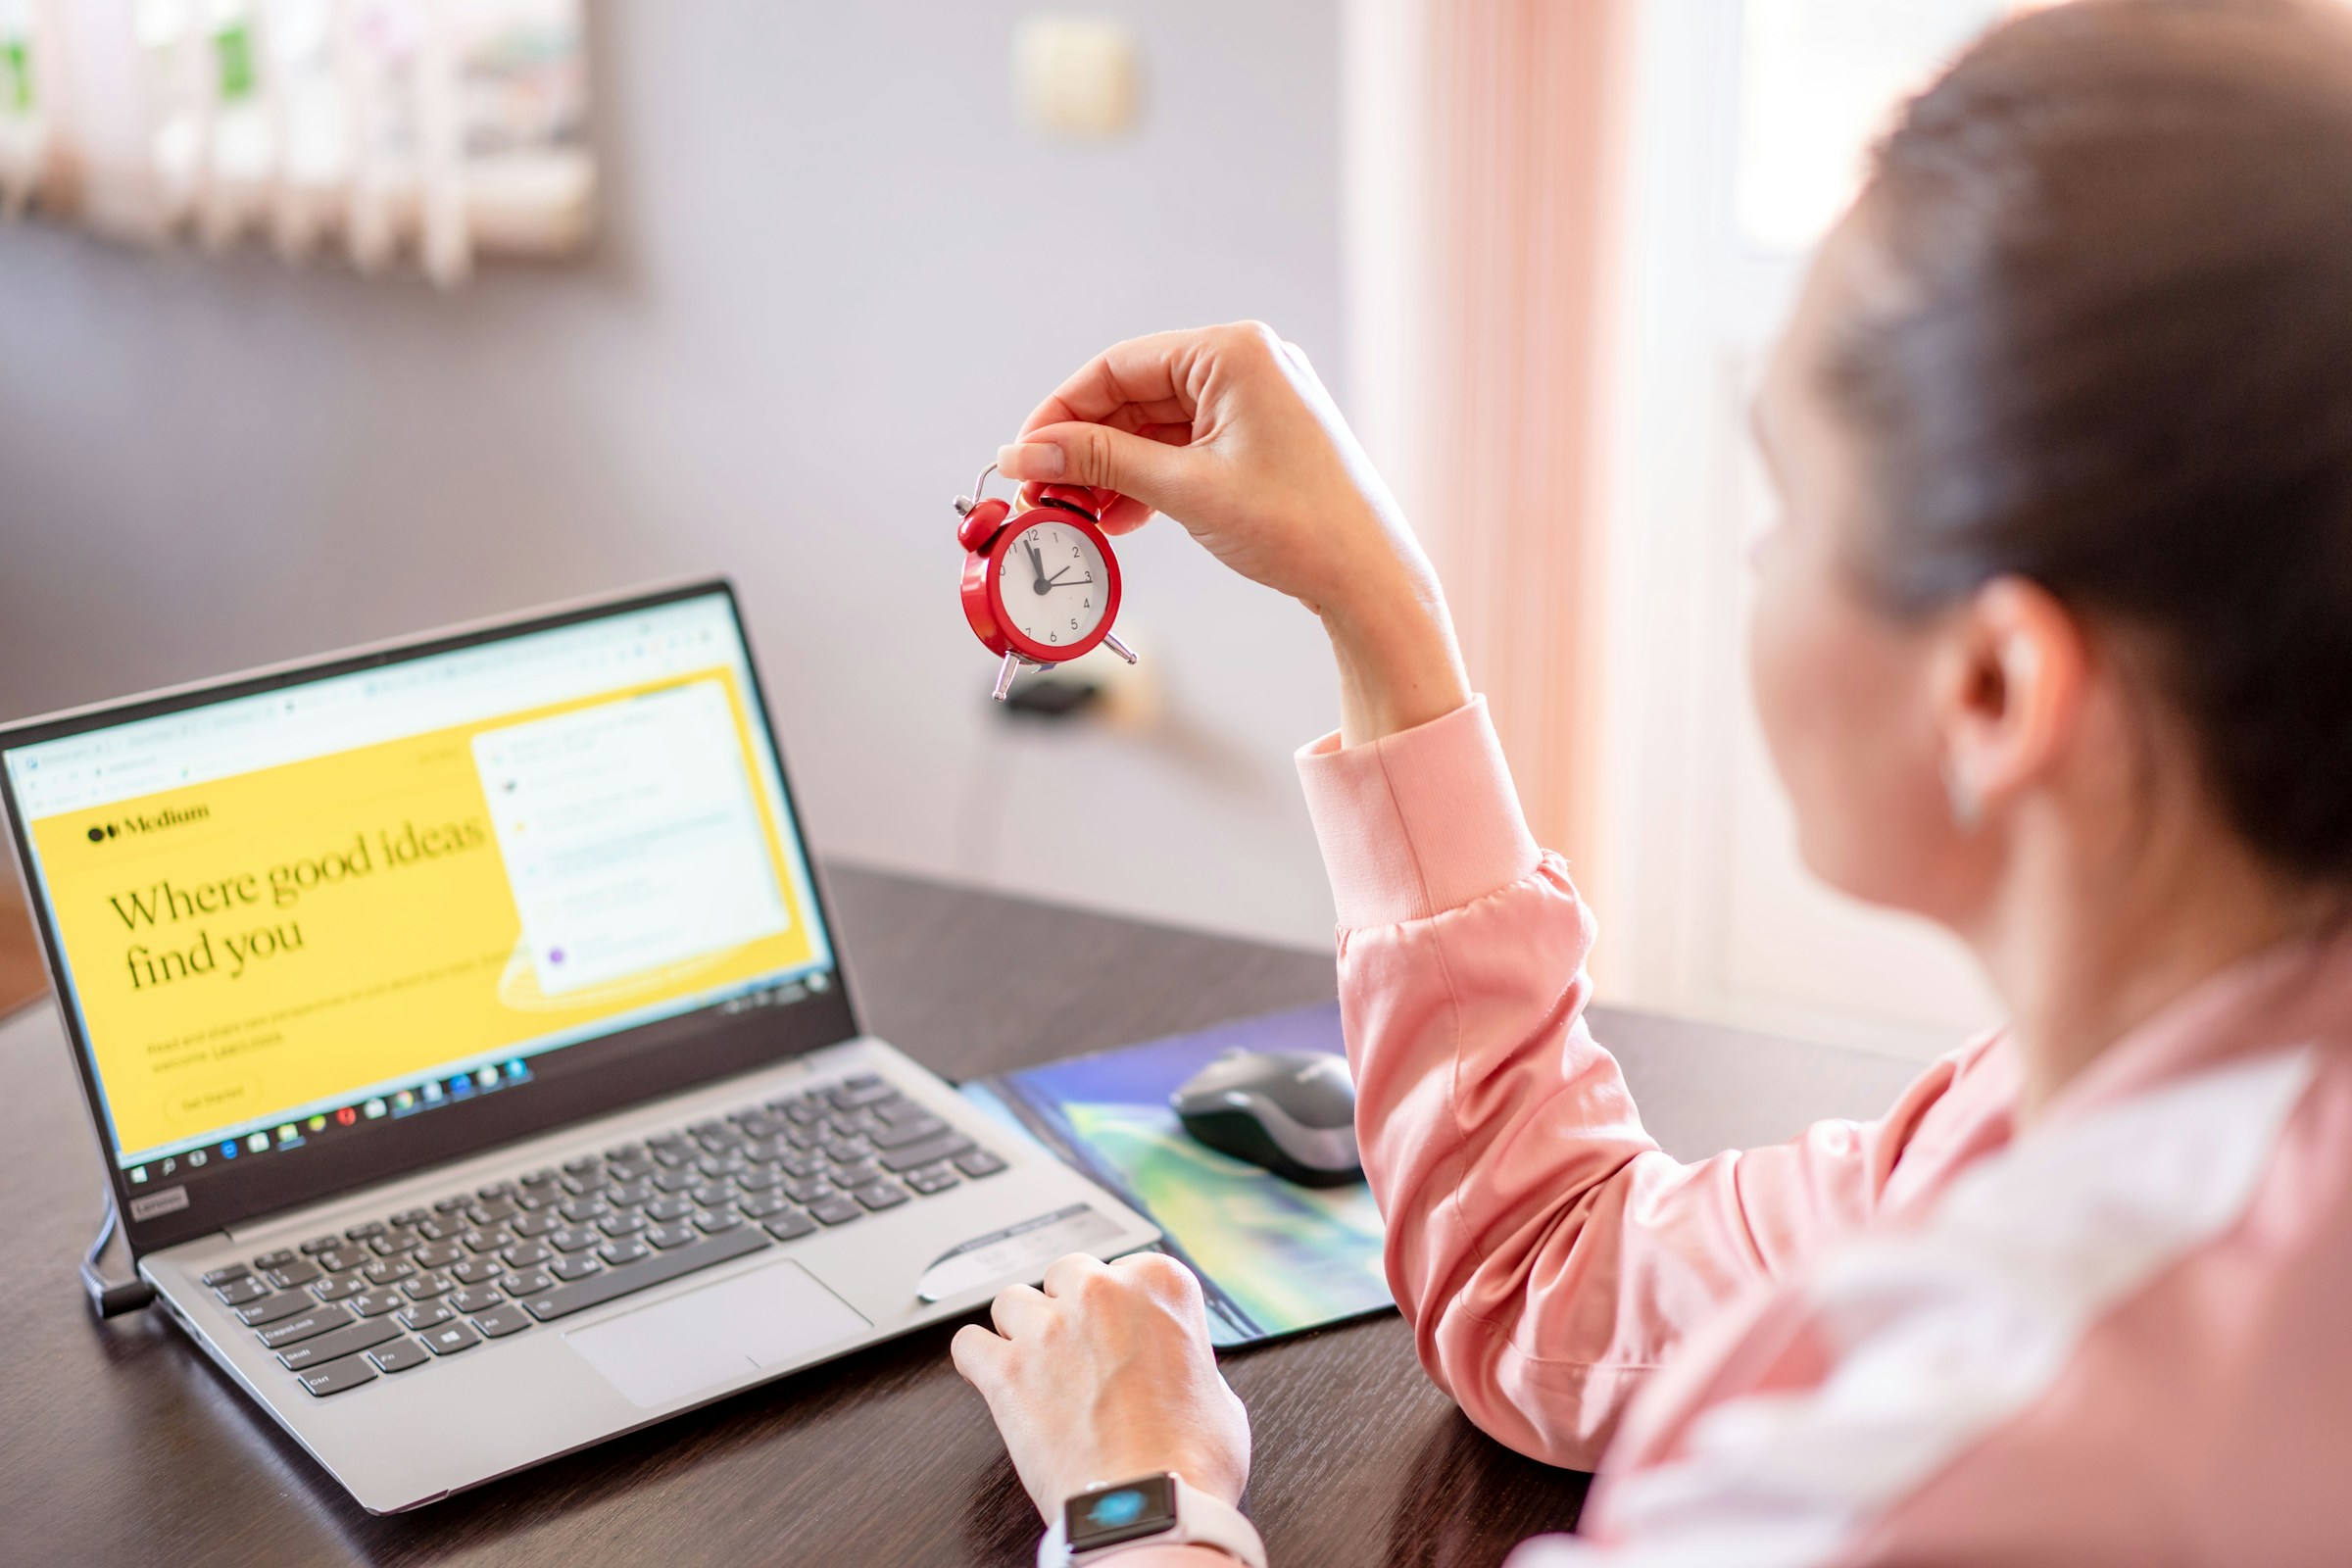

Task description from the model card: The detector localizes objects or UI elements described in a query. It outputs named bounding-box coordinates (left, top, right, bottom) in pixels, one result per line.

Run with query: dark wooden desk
left=0, top=866, right=1925, bottom=1568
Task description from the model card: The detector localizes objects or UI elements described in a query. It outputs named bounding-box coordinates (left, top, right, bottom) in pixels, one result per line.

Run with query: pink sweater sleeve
left=1296, top=700, right=1952, bottom=1470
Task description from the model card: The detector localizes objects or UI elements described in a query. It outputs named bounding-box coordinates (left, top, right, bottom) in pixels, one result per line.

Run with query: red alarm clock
left=956, top=463, right=1138, bottom=700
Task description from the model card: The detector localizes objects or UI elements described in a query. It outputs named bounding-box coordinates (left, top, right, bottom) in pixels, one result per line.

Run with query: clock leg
left=1103, top=631, right=1138, bottom=664
left=991, top=650, right=1023, bottom=701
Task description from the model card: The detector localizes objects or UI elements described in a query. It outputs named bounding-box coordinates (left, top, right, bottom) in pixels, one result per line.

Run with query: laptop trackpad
left=564, top=1258, right=871, bottom=1409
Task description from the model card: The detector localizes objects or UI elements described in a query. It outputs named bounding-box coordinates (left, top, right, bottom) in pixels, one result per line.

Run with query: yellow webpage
left=30, top=668, right=818, bottom=1158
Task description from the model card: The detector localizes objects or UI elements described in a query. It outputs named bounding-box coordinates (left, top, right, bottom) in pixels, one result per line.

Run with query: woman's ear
left=1934, top=575, right=2089, bottom=825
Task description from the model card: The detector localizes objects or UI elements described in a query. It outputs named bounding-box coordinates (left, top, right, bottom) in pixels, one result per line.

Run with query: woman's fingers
left=1017, top=329, right=1210, bottom=435
left=1041, top=1251, right=1107, bottom=1298
left=990, top=1282, right=1052, bottom=1339
left=999, top=420, right=1195, bottom=516
left=950, top=1321, right=1007, bottom=1387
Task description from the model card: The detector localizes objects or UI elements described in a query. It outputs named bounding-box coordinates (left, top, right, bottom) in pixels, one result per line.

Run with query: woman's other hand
left=951, top=1250, right=1250, bottom=1523
left=998, top=322, right=1470, bottom=746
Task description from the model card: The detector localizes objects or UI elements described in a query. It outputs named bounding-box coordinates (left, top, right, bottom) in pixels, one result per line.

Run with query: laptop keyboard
left=194, top=1072, right=1008, bottom=1397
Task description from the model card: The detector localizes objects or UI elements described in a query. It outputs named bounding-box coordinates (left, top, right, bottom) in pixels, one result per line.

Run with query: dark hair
left=1830, top=0, right=2352, bottom=880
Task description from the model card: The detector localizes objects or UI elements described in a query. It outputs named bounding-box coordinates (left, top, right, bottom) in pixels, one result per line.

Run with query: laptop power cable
left=81, top=1196, right=156, bottom=1318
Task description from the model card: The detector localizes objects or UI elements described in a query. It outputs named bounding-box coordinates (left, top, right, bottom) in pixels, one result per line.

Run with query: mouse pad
left=960, top=1002, right=1393, bottom=1348
left=564, top=1258, right=870, bottom=1408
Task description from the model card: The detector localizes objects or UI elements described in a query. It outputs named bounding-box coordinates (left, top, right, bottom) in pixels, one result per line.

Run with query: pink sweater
left=1120, top=699, right=2352, bottom=1567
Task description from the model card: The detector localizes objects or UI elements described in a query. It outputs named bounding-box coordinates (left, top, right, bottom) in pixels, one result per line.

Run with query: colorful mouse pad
left=959, top=1002, right=1394, bottom=1348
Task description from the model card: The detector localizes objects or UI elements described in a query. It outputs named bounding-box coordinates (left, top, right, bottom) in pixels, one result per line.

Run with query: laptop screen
left=0, top=586, right=851, bottom=1240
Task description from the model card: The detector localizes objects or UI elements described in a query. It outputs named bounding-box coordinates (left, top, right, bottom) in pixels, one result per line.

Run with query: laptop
left=0, top=580, right=1159, bottom=1513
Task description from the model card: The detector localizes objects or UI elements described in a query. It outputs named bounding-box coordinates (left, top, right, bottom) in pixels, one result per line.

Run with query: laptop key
left=829, top=1079, right=899, bottom=1110
left=549, top=1227, right=600, bottom=1253
left=597, top=1239, right=651, bottom=1266
left=853, top=1181, right=909, bottom=1211
left=513, top=1212, right=561, bottom=1237
left=646, top=1196, right=694, bottom=1221
left=388, top=1207, right=432, bottom=1228
left=905, top=1166, right=960, bottom=1196
left=239, top=1291, right=318, bottom=1327
left=256, top=1304, right=357, bottom=1349
left=763, top=1209, right=818, bottom=1242
left=296, top=1355, right=378, bottom=1397
left=473, top=1305, right=532, bottom=1338
left=503, top=1268, right=556, bottom=1297
left=362, top=1258, right=416, bottom=1286
left=809, top=1197, right=862, bottom=1226
left=415, top=1242, right=466, bottom=1267
left=954, top=1150, right=1009, bottom=1179
left=402, top=1272, right=457, bottom=1300
left=344, top=1220, right=387, bottom=1240
left=279, top=1317, right=400, bottom=1371
left=462, top=1228, right=514, bottom=1253
left=397, top=1300, right=456, bottom=1332
left=216, top=1276, right=271, bottom=1306
left=372, top=1229, right=423, bottom=1254
left=252, top=1249, right=297, bottom=1271
left=738, top=1193, right=793, bottom=1220
left=201, top=1263, right=251, bottom=1288
left=869, top=1116, right=951, bottom=1150
left=268, top=1264, right=321, bottom=1294
left=421, top=1322, right=481, bottom=1356
left=597, top=1211, right=648, bottom=1238
left=450, top=1286, right=506, bottom=1313
left=550, top=1255, right=601, bottom=1281
left=368, top=1338, right=431, bottom=1374
left=694, top=1209, right=744, bottom=1234
left=877, top=1132, right=976, bottom=1173
left=517, top=1226, right=770, bottom=1323
left=313, top=1272, right=367, bottom=1302
left=349, top=1290, right=407, bottom=1317
left=318, top=1246, right=370, bottom=1274
left=784, top=1178, right=837, bottom=1205
left=299, top=1235, right=343, bottom=1255
left=452, top=1257, right=504, bottom=1285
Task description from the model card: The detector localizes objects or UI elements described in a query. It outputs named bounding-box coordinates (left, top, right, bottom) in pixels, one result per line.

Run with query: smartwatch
left=1036, top=1473, right=1268, bottom=1568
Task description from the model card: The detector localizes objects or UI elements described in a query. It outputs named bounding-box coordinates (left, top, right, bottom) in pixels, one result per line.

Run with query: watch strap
left=1037, top=1474, right=1268, bottom=1568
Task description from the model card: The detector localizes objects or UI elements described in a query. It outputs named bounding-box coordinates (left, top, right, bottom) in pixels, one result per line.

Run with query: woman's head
left=1750, top=0, right=2352, bottom=932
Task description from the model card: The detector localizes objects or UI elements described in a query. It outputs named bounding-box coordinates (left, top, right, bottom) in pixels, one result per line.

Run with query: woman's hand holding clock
left=996, top=322, right=1471, bottom=747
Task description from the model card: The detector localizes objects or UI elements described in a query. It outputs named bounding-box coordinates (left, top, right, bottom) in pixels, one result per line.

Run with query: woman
left=952, top=3, right=2352, bottom=1562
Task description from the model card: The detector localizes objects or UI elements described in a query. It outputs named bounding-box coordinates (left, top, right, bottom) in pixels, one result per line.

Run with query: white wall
left=0, top=1, right=1348, bottom=952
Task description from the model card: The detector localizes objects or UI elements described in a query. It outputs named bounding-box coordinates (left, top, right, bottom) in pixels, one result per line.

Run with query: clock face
left=995, top=517, right=1110, bottom=654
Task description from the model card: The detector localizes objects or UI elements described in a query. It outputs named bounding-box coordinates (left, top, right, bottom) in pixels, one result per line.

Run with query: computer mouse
left=1170, top=1048, right=1361, bottom=1187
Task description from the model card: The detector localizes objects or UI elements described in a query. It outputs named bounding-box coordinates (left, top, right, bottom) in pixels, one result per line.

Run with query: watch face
left=996, top=518, right=1109, bottom=654
left=1065, top=1473, right=1179, bottom=1551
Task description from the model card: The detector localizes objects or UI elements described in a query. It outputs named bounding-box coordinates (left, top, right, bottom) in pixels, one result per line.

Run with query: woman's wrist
left=1321, top=569, right=1471, bottom=748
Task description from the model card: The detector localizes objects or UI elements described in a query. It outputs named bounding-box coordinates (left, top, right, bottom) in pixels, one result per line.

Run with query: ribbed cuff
left=1295, top=696, right=1542, bottom=929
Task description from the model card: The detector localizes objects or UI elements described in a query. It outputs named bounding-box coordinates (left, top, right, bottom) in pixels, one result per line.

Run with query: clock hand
left=1040, top=566, right=1096, bottom=588
left=1026, top=541, right=1049, bottom=594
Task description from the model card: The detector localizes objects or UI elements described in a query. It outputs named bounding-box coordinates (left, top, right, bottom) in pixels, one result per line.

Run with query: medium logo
left=85, top=803, right=210, bottom=845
